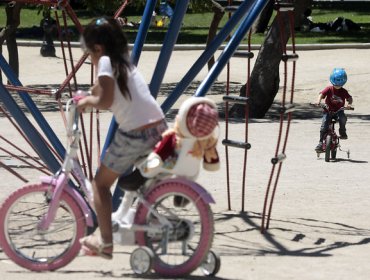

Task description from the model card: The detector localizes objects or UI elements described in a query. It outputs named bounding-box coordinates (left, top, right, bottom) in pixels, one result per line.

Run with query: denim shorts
left=102, top=119, right=167, bottom=174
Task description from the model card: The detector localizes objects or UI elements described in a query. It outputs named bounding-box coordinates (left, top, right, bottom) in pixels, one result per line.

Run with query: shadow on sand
left=212, top=211, right=370, bottom=258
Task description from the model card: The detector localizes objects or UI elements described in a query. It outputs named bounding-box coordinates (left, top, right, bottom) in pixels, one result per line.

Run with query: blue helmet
left=330, top=68, right=347, bottom=87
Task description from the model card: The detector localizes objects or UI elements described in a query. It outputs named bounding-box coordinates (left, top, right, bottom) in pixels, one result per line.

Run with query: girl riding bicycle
left=314, top=68, right=353, bottom=151
left=77, top=17, right=167, bottom=259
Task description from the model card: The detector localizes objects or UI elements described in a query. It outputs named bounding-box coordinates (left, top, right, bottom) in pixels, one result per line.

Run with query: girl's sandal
left=80, top=235, right=113, bottom=260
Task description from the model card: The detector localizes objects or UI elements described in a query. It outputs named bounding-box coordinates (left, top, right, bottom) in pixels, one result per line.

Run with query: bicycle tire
left=0, top=183, right=86, bottom=271
left=325, top=135, right=332, bottom=162
left=135, top=180, right=214, bottom=277
left=331, top=147, right=337, bottom=160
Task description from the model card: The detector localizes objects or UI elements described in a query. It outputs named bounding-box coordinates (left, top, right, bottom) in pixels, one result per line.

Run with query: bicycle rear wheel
left=0, top=183, right=86, bottom=271
left=135, top=180, right=214, bottom=277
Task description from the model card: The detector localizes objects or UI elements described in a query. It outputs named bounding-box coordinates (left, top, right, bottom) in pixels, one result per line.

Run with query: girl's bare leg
left=93, top=164, right=120, bottom=244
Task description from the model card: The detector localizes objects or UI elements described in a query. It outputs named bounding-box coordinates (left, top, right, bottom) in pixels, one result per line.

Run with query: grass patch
left=1, top=6, right=370, bottom=44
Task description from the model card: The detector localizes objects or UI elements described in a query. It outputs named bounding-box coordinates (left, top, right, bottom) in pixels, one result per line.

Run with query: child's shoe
left=340, top=132, right=348, bottom=140
left=80, top=234, right=113, bottom=260
left=315, top=142, right=323, bottom=151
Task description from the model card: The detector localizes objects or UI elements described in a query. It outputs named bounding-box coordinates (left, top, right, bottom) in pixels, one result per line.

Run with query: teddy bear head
left=176, top=97, right=218, bottom=140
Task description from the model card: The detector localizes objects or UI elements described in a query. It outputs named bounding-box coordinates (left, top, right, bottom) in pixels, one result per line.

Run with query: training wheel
left=347, top=149, right=350, bottom=159
left=200, top=250, right=221, bottom=277
left=130, top=246, right=154, bottom=275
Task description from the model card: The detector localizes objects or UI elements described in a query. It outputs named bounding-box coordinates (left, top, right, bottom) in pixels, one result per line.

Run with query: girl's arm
left=77, top=75, right=115, bottom=111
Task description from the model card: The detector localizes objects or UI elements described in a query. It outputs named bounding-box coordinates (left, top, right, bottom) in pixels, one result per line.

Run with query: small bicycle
left=311, top=103, right=354, bottom=162
left=0, top=96, right=220, bottom=277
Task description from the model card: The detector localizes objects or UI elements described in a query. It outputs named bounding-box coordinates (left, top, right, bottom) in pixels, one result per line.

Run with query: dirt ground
left=0, top=46, right=370, bottom=280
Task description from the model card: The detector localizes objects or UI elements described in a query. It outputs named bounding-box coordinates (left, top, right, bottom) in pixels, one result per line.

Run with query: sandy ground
left=0, top=46, right=370, bottom=279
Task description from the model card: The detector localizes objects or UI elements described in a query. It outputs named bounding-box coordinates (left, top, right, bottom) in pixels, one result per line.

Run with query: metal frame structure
left=0, top=0, right=297, bottom=231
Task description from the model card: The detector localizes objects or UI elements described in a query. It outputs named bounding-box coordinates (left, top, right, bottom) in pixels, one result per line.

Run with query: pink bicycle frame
left=38, top=173, right=94, bottom=230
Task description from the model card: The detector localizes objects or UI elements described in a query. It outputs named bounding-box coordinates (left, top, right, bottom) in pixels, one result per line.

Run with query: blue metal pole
left=160, top=0, right=257, bottom=113
left=0, top=83, right=60, bottom=173
left=195, top=0, right=269, bottom=97
left=131, top=0, right=157, bottom=66
left=149, top=0, right=189, bottom=99
left=0, top=55, right=66, bottom=158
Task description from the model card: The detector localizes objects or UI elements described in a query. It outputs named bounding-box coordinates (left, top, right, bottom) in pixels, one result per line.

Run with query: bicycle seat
left=117, top=169, right=147, bottom=191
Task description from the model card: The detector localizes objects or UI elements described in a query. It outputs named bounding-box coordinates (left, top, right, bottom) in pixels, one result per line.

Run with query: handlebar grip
left=72, top=95, right=86, bottom=103
left=73, top=90, right=91, bottom=102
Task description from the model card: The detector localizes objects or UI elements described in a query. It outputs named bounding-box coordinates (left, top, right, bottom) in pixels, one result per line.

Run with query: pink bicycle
left=0, top=96, right=220, bottom=277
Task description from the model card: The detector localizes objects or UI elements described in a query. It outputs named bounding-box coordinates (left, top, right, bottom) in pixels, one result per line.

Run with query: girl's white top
left=97, top=56, right=164, bottom=131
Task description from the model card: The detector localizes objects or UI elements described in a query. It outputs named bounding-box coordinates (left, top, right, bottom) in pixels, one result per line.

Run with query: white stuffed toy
left=138, top=96, right=220, bottom=180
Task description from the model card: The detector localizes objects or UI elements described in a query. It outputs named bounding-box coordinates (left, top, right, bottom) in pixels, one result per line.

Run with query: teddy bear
left=137, top=96, right=220, bottom=180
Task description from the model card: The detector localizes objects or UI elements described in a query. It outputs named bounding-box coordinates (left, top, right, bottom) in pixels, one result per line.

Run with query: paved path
left=1, top=46, right=370, bottom=279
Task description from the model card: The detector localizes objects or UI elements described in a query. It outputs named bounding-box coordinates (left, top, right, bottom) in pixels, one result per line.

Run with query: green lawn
left=1, top=6, right=370, bottom=44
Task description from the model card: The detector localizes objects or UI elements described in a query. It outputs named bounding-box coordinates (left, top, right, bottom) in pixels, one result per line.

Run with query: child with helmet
left=314, top=68, right=353, bottom=151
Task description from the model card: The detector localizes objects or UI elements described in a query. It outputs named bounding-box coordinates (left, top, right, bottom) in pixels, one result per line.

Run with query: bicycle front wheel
left=135, top=180, right=214, bottom=277
left=325, top=135, right=332, bottom=162
left=0, top=183, right=86, bottom=271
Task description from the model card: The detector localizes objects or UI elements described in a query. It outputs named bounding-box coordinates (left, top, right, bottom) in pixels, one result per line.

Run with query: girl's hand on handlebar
left=73, top=90, right=92, bottom=113
left=345, top=105, right=354, bottom=110
left=76, top=98, right=93, bottom=113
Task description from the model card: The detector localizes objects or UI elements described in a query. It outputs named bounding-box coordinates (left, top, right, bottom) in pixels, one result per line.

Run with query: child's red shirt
left=321, top=85, right=351, bottom=112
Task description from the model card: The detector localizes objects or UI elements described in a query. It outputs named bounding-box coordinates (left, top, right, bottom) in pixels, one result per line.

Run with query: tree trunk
left=251, top=0, right=274, bottom=34
left=231, top=0, right=312, bottom=118
left=0, top=2, right=22, bottom=83
left=206, top=0, right=225, bottom=71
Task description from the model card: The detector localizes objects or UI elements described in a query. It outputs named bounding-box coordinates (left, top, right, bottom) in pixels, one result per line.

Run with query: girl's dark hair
left=82, top=17, right=131, bottom=99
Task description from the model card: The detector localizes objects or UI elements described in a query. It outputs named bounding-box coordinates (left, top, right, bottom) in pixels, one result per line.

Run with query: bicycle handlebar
left=66, top=99, right=79, bottom=137
left=66, top=90, right=92, bottom=134
left=309, top=103, right=354, bottom=112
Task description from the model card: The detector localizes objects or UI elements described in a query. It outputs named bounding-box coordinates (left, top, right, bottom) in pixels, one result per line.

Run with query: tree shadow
left=1, top=252, right=229, bottom=279
left=264, top=102, right=370, bottom=122
left=5, top=81, right=370, bottom=124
